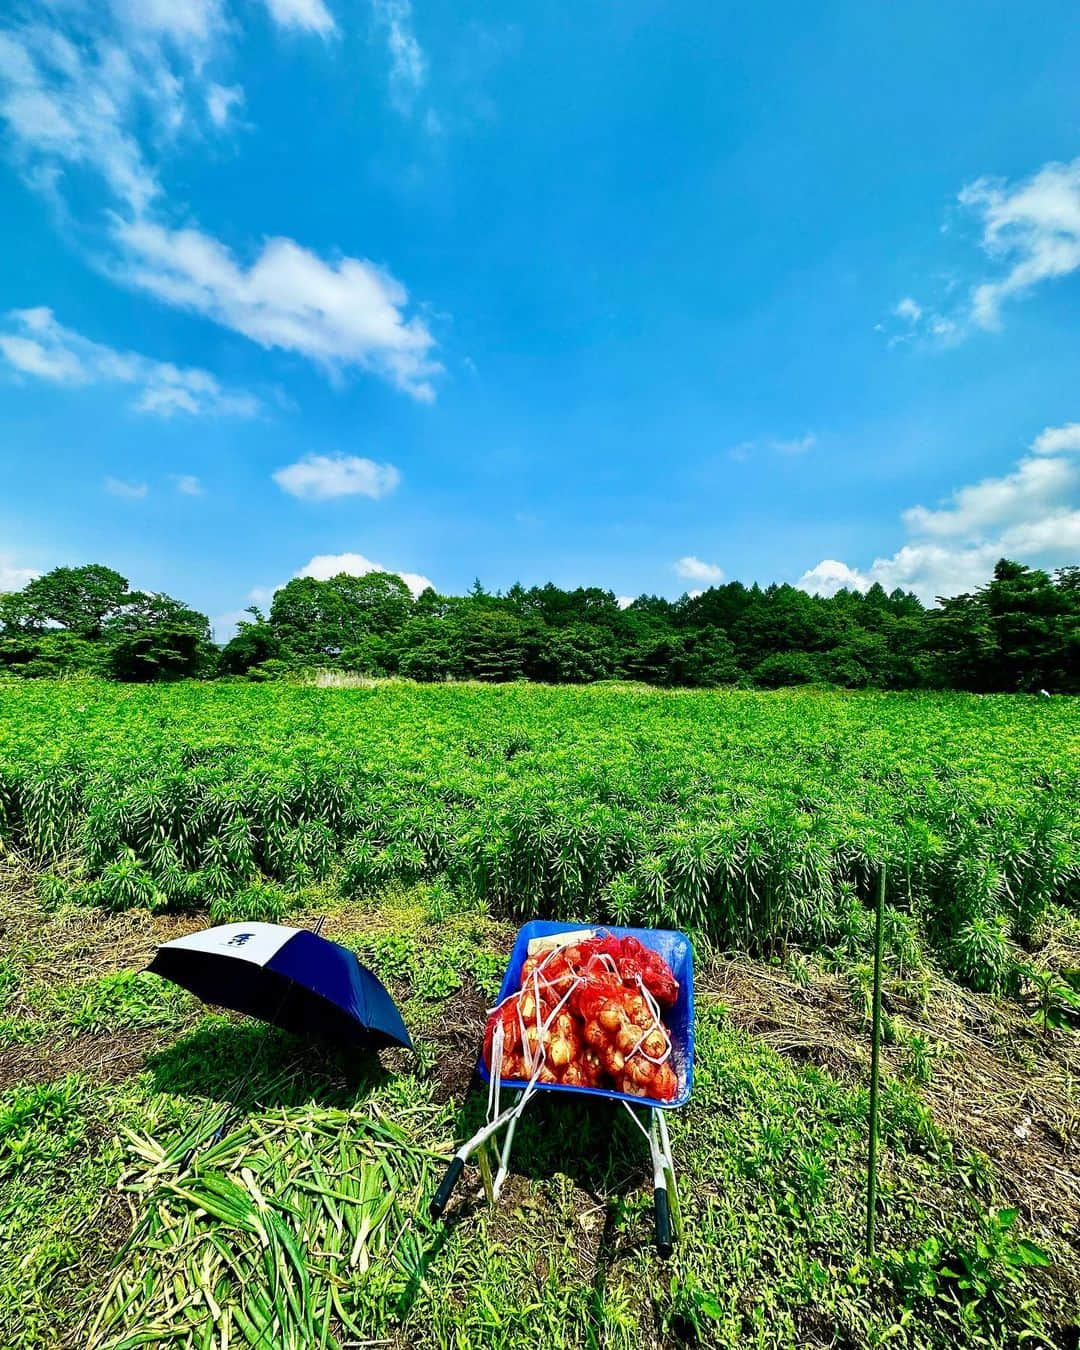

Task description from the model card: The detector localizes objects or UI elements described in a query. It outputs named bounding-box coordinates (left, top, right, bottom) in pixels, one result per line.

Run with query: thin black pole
left=865, top=865, right=886, bottom=1257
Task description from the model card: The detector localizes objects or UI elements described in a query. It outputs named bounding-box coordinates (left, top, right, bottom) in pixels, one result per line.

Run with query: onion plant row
left=1, top=681, right=1077, bottom=990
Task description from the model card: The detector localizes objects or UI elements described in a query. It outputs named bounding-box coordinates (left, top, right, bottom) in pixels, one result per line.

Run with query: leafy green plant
left=1, top=683, right=1077, bottom=993
left=56, top=971, right=194, bottom=1036
left=1017, top=962, right=1080, bottom=1030
left=889, top=1207, right=1050, bottom=1335
left=949, top=915, right=1015, bottom=994
left=209, top=880, right=291, bottom=924
left=96, top=850, right=164, bottom=912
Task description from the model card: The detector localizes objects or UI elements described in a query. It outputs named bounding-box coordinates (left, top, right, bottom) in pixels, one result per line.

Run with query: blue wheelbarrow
left=429, top=920, right=694, bottom=1255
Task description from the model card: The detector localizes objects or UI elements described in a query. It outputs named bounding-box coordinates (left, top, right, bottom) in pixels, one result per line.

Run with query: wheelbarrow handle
left=654, top=1185, right=673, bottom=1257
left=429, top=1156, right=465, bottom=1219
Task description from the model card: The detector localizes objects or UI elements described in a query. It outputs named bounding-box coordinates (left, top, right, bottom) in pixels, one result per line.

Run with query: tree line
left=0, top=558, right=1076, bottom=692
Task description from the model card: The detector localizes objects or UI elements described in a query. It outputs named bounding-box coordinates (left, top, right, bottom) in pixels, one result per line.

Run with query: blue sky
left=1, top=0, right=1078, bottom=635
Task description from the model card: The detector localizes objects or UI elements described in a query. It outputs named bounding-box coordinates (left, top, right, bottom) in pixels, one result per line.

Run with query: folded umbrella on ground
left=148, top=921, right=413, bottom=1052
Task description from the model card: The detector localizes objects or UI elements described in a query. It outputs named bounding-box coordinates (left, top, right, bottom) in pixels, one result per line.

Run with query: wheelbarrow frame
left=429, top=920, right=694, bottom=1255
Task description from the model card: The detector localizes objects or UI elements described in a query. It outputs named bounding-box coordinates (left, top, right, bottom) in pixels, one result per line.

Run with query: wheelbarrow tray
left=477, top=918, right=695, bottom=1110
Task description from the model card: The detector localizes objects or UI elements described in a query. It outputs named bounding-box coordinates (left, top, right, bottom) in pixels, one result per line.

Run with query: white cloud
left=727, top=434, right=816, bottom=461
left=674, top=556, right=725, bottom=584
left=273, top=453, right=400, bottom=501
left=0, top=331, right=85, bottom=383
left=795, top=559, right=868, bottom=598
left=886, top=157, right=1080, bottom=342
left=172, top=473, right=204, bottom=495
left=0, top=7, right=441, bottom=405
left=262, top=0, right=337, bottom=36
left=297, top=552, right=433, bottom=596
left=1032, top=421, right=1080, bottom=455
left=0, top=552, right=39, bottom=591
left=110, top=0, right=225, bottom=46
left=114, top=221, right=442, bottom=400
left=371, top=0, right=426, bottom=113
left=0, top=3, right=231, bottom=214
left=0, top=26, right=159, bottom=213
left=206, top=82, right=243, bottom=127
left=616, top=595, right=635, bottom=609
left=902, top=453, right=1075, bottom=539
left=770, top=433, right=817, bottom=456
left=798, top=421, right=1080, bottom=603
left=104, top=476, right=149, bottom=499
left=961, top=158, right=1080, bottom=329
left=0, top=307, right=259, bottom=417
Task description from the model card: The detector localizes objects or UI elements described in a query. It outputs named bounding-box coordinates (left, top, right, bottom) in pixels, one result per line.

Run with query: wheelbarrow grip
left=654, top=1186, right=673, bottom=1257
left=430, top=1156, right=465, bottom=1219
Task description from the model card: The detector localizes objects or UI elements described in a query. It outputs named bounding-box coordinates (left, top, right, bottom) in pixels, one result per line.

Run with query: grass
left=1, top=878, right=1077, bottom=1349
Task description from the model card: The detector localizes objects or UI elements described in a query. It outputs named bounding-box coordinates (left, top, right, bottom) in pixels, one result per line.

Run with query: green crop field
left=1, top=680, right=1078, bottom=1348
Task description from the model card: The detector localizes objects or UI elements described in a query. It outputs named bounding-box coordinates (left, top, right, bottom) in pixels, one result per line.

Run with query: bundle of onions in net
left=482, top=934, right=680, bottom=1102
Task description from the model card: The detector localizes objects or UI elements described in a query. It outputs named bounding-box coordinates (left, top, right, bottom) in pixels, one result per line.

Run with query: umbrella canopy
left=148, top=922, right=412, bottom=1051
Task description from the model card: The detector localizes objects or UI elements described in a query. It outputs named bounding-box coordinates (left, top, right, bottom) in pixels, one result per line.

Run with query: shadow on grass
left=450, top=1082, right=654, bottom=1197
left=410, top=1079, right=658, bottom=1305
left=146, top=1018, right=390, bottom=1113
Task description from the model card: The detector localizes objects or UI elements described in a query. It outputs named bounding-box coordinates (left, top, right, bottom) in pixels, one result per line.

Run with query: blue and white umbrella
left=148, top=922, right=412, bottom=1051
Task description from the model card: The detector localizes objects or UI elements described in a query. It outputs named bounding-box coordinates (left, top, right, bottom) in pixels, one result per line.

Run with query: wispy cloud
left=104, top=476, right=149, bottom=499
left=797, top=421, right=1080, bottom=602
left=770, top=433, right=816, bottom=456
left=206, top=82, right=243, bottom=127
left=887, top=157, right=1080, bottom=343
left=0, top=551, right=39, bottom=591
left=273, top=453, right=401, bottom=501
left=371, top=0, right=426, bottom=113
left=0, top=307, right=260, bottom=417
left=172, top=473, right=204, bottom=495
left=0, top=2, right=230, bottom=215
left=262, top=0, right=337, bottom=37
left=0, top=3, right=442, bottom=403
left=963, top=158, right=1080, bottom=329
left=674, top=555, right=725, bottom=584
left=728, top=433, right=816, bottom=460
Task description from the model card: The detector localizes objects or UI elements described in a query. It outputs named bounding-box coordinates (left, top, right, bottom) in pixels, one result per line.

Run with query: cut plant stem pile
left=87, top=1106, right=440, bottom=1350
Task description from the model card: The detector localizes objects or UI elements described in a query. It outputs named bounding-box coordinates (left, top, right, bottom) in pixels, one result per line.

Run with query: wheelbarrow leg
left=429, top=1092, right=529, bottom=1219
left=648, top=1109, right=674, bottom=1258
left=657, top=1107, right=683, bottom=1243
left=430, top=1081, right=543, bottom=1220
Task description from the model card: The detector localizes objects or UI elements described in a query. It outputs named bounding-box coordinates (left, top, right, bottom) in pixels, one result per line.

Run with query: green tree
left=219, top=612, right=283, bottom=675
left=752, top=651, right=822, bottom=687
left=107, top=627, right=213, bottom=681
left=17, top=564, right=131, bottom=637
left=105, top=590, right=212, bottom=640
left=982, top=559, right=1074, bottom=691
left=535, top=623, right=618, bottom=682
left=269, top=572, right=413, bottom=659
left=455, top=609, right=535, bottom=681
